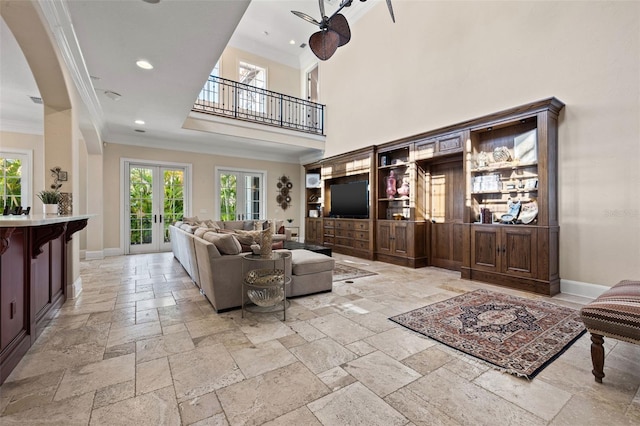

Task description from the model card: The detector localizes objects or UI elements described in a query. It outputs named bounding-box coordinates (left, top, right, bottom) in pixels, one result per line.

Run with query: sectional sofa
left=169, top=220, right=335, bottom=312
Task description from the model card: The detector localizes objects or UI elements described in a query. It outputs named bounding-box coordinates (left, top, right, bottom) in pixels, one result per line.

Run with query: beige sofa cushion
left=291, top=250, right=335, bottom=276
left=202, top=231, right=242, bottom=255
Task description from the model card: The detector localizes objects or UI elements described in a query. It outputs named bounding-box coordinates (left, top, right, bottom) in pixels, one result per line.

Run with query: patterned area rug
left=333, top=263, right=377, bottom=282
left=390, top=289, right=586, bottom=379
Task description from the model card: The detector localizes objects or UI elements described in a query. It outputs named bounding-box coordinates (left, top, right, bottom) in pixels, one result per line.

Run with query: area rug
left=389, top=289, right=586, bottom=379
left=333, top=263, right=377, bottom=282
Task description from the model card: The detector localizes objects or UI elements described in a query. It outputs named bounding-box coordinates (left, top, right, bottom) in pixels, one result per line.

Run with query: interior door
left=429, top=158, right=464, bottom=270
left=128, top=164, right=185, bottom=253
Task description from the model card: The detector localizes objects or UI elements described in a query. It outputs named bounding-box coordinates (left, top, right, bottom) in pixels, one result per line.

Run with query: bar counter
left=1, top=214, right=91, bottom=384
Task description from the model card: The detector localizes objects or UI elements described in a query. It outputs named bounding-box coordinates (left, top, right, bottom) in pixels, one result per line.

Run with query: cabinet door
left=1, top=229, right=27, bottom=351
left=391, top=222, right=409, bottom=256
left=501, top=227, right=538, bottom=278
left=376, top=221, right=393, bottom=254
left=471, top=226, right=499, bottom=272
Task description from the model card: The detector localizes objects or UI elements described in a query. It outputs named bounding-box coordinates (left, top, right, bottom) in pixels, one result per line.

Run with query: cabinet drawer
left=354, top=231, right=369, bottom=241
left=323, top=237, right=334, bottom=246
left=335, top=221, right=353, bottom=230
left=353, top=240, right=370, bottom=250
left=335, top=237, right=352, bottom=247
left=324, top=229, right=335, bottom=237
left=336, top=229, right=355, bottom=238
left=353, top=221, right=369, bottom=231
left=324, top=219, right=335, bottom=228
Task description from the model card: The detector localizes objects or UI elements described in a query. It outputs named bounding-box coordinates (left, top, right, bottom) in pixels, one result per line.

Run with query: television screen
left=330, top=181, right=369, bottom=218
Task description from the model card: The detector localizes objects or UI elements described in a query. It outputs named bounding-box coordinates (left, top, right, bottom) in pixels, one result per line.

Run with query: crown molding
left=36, top=0, right=106, bottom=141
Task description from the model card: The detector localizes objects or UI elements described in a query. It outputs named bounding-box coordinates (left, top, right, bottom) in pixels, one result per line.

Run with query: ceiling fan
left=292, top=0, right=395, bottom=61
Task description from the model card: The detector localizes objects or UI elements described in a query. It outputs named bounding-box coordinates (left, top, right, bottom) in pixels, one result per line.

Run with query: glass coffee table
left=282, top=241, right=332, bottom=257
left=241, top=252, right=292, bottom=320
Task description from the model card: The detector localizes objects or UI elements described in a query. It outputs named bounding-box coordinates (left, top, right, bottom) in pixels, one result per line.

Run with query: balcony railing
left=193, top=76, right=325, bottom=135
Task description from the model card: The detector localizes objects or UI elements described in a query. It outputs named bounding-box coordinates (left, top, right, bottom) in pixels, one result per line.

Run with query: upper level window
left=238, top=61, right=266, bottom=114
left=0, top=150, right=32, bottom=211
left=198, top=61, right=220, bottom=105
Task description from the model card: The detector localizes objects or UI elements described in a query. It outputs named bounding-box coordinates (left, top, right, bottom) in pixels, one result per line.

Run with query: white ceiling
left=0, top=0, right=377, bottom=163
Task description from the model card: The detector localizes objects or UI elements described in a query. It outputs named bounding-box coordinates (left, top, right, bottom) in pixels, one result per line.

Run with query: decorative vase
left=386, top=170, right=397, bottom=198
left=260, top=225, right=273, bottom=258
left=397, top=178, right=410, bottom=197
left=43, top=203, right=58, bottom=215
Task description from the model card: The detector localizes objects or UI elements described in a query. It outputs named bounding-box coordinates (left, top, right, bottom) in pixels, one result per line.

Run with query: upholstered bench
left=289, top=249, right=335, bottom=297
left=579, top=280, right=640, bottom=383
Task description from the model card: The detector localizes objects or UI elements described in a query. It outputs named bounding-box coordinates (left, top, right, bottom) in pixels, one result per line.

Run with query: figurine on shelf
left=386, top=170, right=397, bottom=198
left=397, top=176, right=410, bottom=197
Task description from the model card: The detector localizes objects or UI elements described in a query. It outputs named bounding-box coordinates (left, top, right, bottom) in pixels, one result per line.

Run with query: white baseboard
left=85, top=250, right=105, bottom=260
left=560, top=279, right=610, bottom=299
left=104, top=247, right=124, bottom=257
left=68, top=276, right=83, bottom=299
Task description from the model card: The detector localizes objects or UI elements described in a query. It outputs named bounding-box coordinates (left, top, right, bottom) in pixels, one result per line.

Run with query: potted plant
left=37, top=190, right=61, bottom=215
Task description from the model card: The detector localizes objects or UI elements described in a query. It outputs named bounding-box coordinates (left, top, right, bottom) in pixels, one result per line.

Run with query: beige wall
left=220, top=46, right=301, bottom=97
left=319, top=1, right=640, bottom=287
left=102, top=142, right=303, bottom=250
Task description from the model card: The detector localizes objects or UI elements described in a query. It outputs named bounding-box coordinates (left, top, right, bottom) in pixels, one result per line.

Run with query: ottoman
left=579, top=280, right=640, bottom=383
left=289, top=249, right=335, bottom=297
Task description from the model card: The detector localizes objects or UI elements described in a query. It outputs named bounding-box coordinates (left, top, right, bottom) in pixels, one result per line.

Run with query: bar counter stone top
left=0, top=214, right=93, bottom=227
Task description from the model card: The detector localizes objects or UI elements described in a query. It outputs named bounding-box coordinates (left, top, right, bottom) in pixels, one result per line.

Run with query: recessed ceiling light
left=289, top=40, right=296, bottom=45
left=136, top=60, right=154, bottom=70
left=134, top=119, right=145, bottom=125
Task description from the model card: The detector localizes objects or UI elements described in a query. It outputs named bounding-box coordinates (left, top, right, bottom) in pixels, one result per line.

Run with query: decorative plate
left=276, top=194, right=284, bottom=203
left=280, top=176, right=289, bottom=184
left=519, top=201, right=538, bottom=224
left=277, top=182, right=283, bottom=189
left=280, top=187, right=289, bottom=196
left=286, top=182, right=293, bottom=189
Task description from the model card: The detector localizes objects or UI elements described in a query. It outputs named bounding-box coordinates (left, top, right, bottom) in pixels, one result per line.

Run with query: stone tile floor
left=1, top=252, right=639, bottom=425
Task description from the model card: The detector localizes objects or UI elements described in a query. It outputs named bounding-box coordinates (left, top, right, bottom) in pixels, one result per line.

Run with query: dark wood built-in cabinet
left=304, top=98, right=563, bottom=295
left=1, top=217, right=88, bottom=384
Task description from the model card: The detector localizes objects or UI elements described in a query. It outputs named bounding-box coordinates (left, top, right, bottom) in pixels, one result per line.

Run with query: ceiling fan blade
left=318, top=0, right=326, bottom=19
left=291, top=10, right=321, bottom=26
left=386, top=0, right=396, bottom=23
left=309, top=30, right=340, bottom=61
left=328, top=14, right=351, bottom=47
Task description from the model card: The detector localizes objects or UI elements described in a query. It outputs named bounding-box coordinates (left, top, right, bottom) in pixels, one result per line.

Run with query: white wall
left=319, top=1, right=640, bottom=287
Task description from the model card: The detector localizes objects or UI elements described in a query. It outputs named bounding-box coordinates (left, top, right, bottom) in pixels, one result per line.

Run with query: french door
left=126, top=162, right=188, bottom=254
left=216, top=168, right=264, bottom=221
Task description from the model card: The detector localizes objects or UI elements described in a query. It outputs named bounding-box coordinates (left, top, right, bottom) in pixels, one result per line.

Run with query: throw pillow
left=182, top=216, right=199, bottom=225
left=173, top=221, right=184, bottom=227
left=234, top=229, right=262, bottom=245
left=203, top=219, right=221, bottom=230
left=179, top=223, right=198, bottom=233
left=242, top=221, right=254, bottom=231
left=194, top=227, right=220, bottom=238
left=201, top=232, right=241, bottom=255
left=253, top=220, right=267, bottom=231
left=272, top=240, right=284, bottom=250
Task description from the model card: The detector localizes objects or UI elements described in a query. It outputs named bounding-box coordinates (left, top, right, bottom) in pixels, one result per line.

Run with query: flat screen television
left=330, top=180, right=369, bottom=219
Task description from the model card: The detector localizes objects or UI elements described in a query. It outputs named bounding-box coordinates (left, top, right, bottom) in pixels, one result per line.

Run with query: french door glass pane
left=163, top=169, right=184, bottom=243
left=129, top=167, right=153, bottom=245
left=220, top=173, right=237, bottom=221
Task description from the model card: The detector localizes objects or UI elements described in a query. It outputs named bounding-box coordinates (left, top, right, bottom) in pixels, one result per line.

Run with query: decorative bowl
left=247, top=287, right=284, bottom=307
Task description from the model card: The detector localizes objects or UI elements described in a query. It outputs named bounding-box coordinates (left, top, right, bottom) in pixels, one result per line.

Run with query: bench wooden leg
left=590, top=333, right=605, bottom=383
